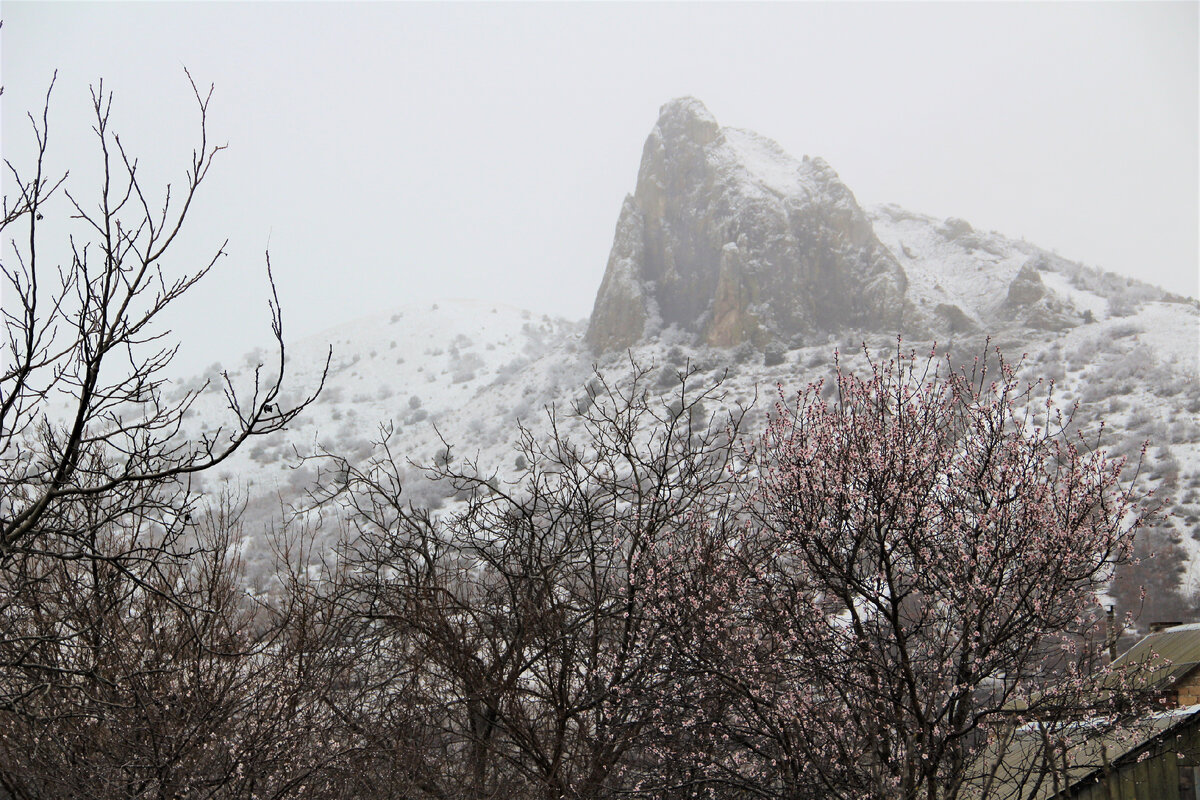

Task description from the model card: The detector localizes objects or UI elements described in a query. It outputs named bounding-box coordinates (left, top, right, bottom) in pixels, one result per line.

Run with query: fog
left=3, top=2, right=1196, bottom=376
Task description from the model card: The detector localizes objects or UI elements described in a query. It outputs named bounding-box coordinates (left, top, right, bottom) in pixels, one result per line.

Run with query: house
left=1057, top=705, right=1200, bottom=799
left=974, top=623, right=1200, bottom=800
left=1104, top=622, right=1200, bottom=708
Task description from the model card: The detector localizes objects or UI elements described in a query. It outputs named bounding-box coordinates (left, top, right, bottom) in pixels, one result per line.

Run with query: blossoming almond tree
left=647, top=344, right=1157, bottom=800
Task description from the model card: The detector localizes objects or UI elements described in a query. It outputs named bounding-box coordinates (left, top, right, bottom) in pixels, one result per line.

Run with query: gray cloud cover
left=3, top=2, right=1196, bottom=374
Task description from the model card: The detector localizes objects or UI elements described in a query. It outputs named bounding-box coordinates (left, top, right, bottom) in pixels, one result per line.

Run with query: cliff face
left=587, top=97, right=911, bottom=353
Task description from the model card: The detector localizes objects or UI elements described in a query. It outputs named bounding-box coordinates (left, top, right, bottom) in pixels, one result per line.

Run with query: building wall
left=1068, top=722, right=1200, bottom=800
left=1175, top=670, right=1200, bottom=708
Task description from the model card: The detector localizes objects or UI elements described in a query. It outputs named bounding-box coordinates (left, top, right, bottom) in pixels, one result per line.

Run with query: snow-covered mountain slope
left=185, top=291, right=1198, bottom=609
left=871, top=205, right=1044, bottom=327
left=180, top=301, right=588, bottom=497
left=869, top=203, right=1196, bottom=342
left=174, top=96, right=1200, bottom=628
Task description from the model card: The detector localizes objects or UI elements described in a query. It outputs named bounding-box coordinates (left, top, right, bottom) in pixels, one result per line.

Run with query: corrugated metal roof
left=969, top=705, right=1200, bottom=799
left=1002, top=626, right=1200, bottom=714
left=979, top=626, right=1200, bottom=797
left=1106, top=623, right=1200, bottom=691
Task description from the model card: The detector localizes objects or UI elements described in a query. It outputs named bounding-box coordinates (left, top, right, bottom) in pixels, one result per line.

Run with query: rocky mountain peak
left=587, top=98, right=910, bottom=353
left=651, top=96, right=721, bottom=148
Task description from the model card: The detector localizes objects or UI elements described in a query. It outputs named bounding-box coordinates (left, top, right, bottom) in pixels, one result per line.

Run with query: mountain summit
left=587, top=97, right=910, bottom=353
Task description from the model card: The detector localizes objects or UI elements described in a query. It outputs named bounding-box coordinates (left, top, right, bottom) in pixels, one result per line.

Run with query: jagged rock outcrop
left=583, top=97, right=907, bottom=352
left=1005, top=263, right=1047, bottom=307
left=935, top=303, right=978, bottom=334
left=587, top=97, right=911, bottom=353
left=1004, top=262, right=1076, bottom=331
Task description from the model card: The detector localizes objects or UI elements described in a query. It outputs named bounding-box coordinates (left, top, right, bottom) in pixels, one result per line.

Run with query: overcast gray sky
left=3, top=2, right=1197, bottom=375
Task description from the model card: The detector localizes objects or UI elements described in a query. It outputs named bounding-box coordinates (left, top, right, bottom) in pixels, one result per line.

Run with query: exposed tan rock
left=586, top=97, right=910, bottom=353
left=586, top=197, right=649, bottom=353
left=1005, top=263, right=1048, bottom=308
left=1005, top=262, right=1076, bottom=331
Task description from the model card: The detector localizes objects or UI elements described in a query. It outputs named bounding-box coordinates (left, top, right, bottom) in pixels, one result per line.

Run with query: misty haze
left=2, top=4, right=1198, bottom=799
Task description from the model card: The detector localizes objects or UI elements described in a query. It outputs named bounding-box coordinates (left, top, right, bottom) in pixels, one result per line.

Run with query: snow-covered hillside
left=173, top=98, right=1199, bottom=628
left=180, top=301, right=587, bottom=498
left=183, top=284, right=1199, bottom=613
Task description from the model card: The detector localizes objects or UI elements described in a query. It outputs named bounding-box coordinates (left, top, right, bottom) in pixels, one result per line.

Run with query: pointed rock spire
left=586, top=98, right=910, bottom=353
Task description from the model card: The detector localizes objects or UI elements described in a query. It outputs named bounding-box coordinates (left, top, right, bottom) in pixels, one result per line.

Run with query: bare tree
left=1, top=70, right=325, bottom=562
left=0, top=488, right=373, bottom=800
left=302, top=362, right=747, bottom=799
left=0, top=70, right=325, bottom=744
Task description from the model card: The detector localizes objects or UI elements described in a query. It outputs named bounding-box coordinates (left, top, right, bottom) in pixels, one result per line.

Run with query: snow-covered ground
left=871, top=205, right=1028, bottom=324
left=182, top=300, right=590, bottom=494
left=1040, top=270, right=1110, bottom=322
left=1134, top=302, right=1200, bottom=377
left=167, top=206, right=1198, bottom=611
